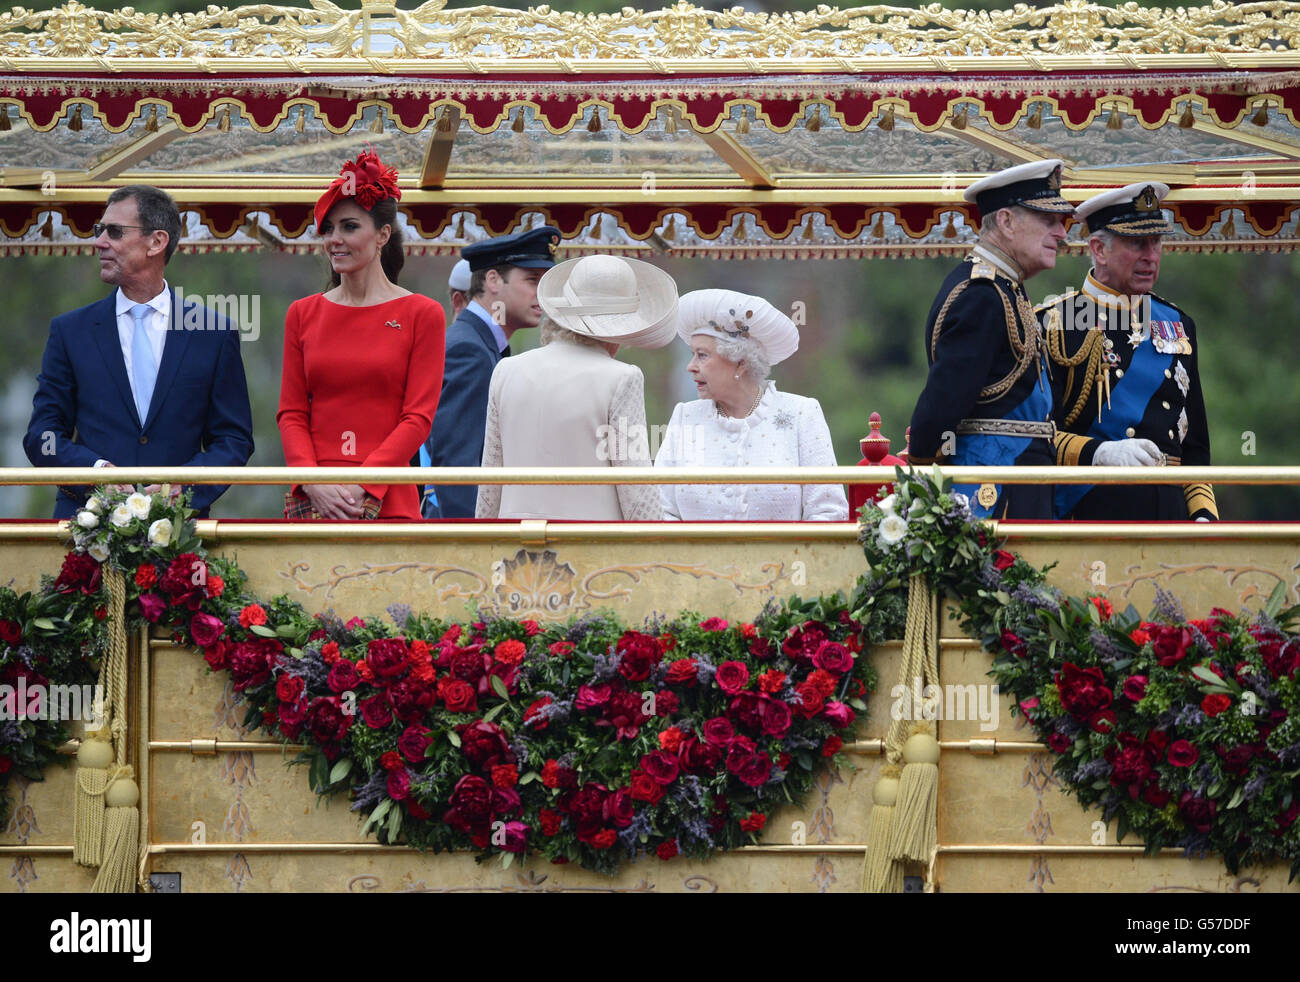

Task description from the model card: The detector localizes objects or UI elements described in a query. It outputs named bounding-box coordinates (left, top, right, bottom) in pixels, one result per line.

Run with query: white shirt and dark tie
left=94, top=284, right=171, bottom=467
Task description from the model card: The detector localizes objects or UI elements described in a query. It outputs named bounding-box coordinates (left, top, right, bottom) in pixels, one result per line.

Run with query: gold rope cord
left=101, top=568, right=130, bottom=766
left=930, top=274, right=1039, bottom=405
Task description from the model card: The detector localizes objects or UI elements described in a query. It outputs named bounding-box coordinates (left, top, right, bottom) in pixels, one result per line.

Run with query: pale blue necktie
left=129, top=302, right=157, bottom=423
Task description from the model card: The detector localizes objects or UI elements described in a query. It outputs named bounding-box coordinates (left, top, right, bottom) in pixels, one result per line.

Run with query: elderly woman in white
left=476, top=254, right=677, bottom=521
left=654, top=289, right=849, bottom=521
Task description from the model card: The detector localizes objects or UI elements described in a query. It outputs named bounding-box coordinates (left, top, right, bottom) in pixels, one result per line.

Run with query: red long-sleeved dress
left=277, top=293, right=445, bottom=519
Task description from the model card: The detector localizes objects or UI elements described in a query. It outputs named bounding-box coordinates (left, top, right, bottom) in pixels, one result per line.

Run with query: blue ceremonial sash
left=956, top=363, right=1052, bottom=519
left=1055, top=302, right=1175, bottom=517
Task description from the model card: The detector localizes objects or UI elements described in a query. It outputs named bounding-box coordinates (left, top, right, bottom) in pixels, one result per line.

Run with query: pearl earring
left=733, top=373, right=740, bottom=380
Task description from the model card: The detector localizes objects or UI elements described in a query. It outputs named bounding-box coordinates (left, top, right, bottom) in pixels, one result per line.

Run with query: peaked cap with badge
left=1041, top=182, right=1216, bottom=521
left=908, top=160, right=1070, bottom=520
left=462, top=225, right=561, bottom=272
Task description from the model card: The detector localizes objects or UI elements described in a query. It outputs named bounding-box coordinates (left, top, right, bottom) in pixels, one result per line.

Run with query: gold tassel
left=1222, top=212, right=1236, bottom=238
left=1251, top=101, right=1270, bottom=126
left=877, top=105, right=895, bottom=131
left=370, top=110, right=384, bottom=134
left=594, top=214, right=604, bottom=238
left=951, top=106, right=967, bottom=130
left=39, top=213, right=54, bottom=239
left=1178, top=103, right=1195, bottom=128
left=888, top=725, right=940, bottom=863
left=734, top=216, right=747, bottom=242
left=1106, top=104, right=1122, bottom=130
left=871, top=213, right=885, bottom=239
left=735, top=110, right=750, bottom=134
left=1026, top=103, right=1043, bottom=129
left=218, top=105, right=232, bottom=132
left=942, top=214, right=957, bottom=238
left=587, top=110, right=602, bottom=133
left=664, top=110, right=677, bottom=135
left=511, top=109, right=525, bottom=133
left=661, top=218, right=676, bottom=242
left=0, top=107, right=10, bottom=131
left=73, top=735, right=114, bottom=867
left=861, top=765, right=904, bottom=893
left=805, top=108, right=821, bottom=132
left=801, top=217, right=815, bottom=242
left=68, top=104, right=83, bottom=132
left=294, top=108, right=306, bottom=133
left=144, top=105, right=158, bottom=132
left=454, top=213, right=466, bottom=239
left=91, top=767, right=139, bottom=893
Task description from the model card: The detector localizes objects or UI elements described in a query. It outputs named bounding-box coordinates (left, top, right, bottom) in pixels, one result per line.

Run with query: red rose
left=345, top=617, right=366, bottom=631
left=229, top=638, right=281, bottom=692
left=591, top=829, right=618, bottom=850
left=728, top=692, right=766, bottom=732
left=1055, top=663, right=1113, bottom=720
left=616, top=631, right=661, bottom=682
left=640, top=750, right=680, bottom=785
left=398, top=725, right=431, bottom=763
left=380, top=751, right=404, bottom=771
left=604, top=789, right=635, bottom=828
left=1090, top=596, right=1113, bottom=621
left=1142, top=782, right=1171, bottom=808
left=761, top=699, right=793, bottom=738
left=658, top=726, right=684, bottom=753
left=275, top=674, right=304, bottom=705
left=444, top=775, right=494, bottom=833
left=656, top=839, right=678, bottom=860
left=134, top=564, right=158, bottom=590
left=794, top=681, right=826, bottom=719
left=522, top=620, right=541, bottom=636
left=749, top=637, right=775, bottom=660
left=0, top=619, right=20, bottom=645
left=387, top=677, right=435, bottom=723
left=1000, top=631, right=1027, bottom=657
left=821, top=735, right=843, bottom=757
left=1105, top=734, right=1153, bottom=791
left=812, top=641, right=854, bottom=675
left=459, top=720, right=511, bottom=769
left=574, top=682, right=612, bottom=712
left=596, top=689, right=650, bottom=740
left=739, top=811, right=766, bottom=833
left=491, top=764, right=519, bottom=788
left=715, top=660, right=750, bottom=695
left=494, top=639, right=526, bottom=666
left=628, top=769, right=664, bottom=804
left=359, top=693, right=393, bottom=729
left=1167, top=739, right=1199, bottom=767
left=524, top=696, right=553, bottom=731
left=327, top=659, right=360, bottom=694
left=190, top=612, right=225, bottom=648
left=548, top=641, right=574, bottom=657
left=699, top=617, right=729, bottom=632
left=539, top=808, right=563, bottom=836
left=439, top=679, right=477, bottom=713
left=703, top=716, right=735, bottom=748
left=238, top=604, right=267, bottom=628
left=138, top=592, right=166, bottom=623
left=202, top=640, right=231, bottom=672
left=541, top=759, right=577, bottom=790
left=304, top=696, right=350, bottom=755
left=992, top=550, right=1016, bottom=571
left=1087, top=709, right=1117, bottom=734
left=783, top=621, right=827, bottom=662
left=1047, top=732, right=1072, bottom=753
left=665, top=658, right=699, bottom=687
left=1178, top=792, right=1216, bottom=833
left=1201, top=693, right=1232, bottom=717
left=1121, top=675, right=1148, bottom=702
left=654, top=690, right=679, bottom=717
left=1152, top=626, right=1193, bottom=668
left=160, top=553, right=206, bottom=609
left=54, top=552, right=102, bottom=595
left=677, top=736, right=721, bottom=773
left=1145, top=730, right=1169, bottom=752
left=821, top=700, right=856, bottom=730
left=277, top=698, right=308, bottom=740
left=366, top=638, right=409, bottom=679
left=757, top=670, right=786, bottom=694
left=1217, top=743, right=1257, bottom=774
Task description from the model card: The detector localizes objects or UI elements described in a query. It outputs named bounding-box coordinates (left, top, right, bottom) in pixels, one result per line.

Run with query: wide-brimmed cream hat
left=677, top=289, right=799, bottom=366
left=537, top=255, right=679, bottom=348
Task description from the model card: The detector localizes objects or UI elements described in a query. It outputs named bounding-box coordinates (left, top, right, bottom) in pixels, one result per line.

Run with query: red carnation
left=591, top=829, right=618, bottom=850
left=757, top=670, right=786, bottom=694
left=548, top=641, right=574, bottom=657
left=699, top=617, right=729, bottom=632
left=522, top=620, right=541, bottom=636
left=821, top=735, right=843, bottom=757
left=494, top=639, right=527, bottom=667
left=539, top=808, right=563, bottom=836
left=491, top=764, right=519, bottom=788
left=380, top=751, right=404, bottom=771
left=658, top=726, right=684, bottom=753
left=739, top=812, right=767, bottom=833
left=238, top=604, right=267, bottom=628
left=1089, top=596, right=1113, bottom=621
left=656, top=839, right=678, bottom=861
left=992, top=550, right=1016, bottom=571
left=207, top=574, right=225, bottom=598
left=134, top=564, right=158, bottom=590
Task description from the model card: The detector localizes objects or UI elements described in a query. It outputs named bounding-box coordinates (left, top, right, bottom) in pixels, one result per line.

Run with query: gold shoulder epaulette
left=1035, top=289, right=1078, bottom=313
left=969, top=261, right=996, bottom=280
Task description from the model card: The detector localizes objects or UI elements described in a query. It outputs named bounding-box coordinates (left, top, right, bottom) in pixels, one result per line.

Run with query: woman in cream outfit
left=475, top=254, right=678, bottom=520
left=655, top=289, right=848, bottom=521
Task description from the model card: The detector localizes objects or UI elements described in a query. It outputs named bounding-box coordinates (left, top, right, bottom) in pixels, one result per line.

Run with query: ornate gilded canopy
left=3, top=0, right=1300, bottom=257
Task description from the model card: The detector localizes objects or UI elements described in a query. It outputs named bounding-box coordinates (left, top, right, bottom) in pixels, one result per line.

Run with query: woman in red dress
left=277, top=150, right=445, bottom=519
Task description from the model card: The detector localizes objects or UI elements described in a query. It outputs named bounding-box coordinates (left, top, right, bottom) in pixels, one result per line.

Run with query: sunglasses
left=93, top=222, right=153, bottom=240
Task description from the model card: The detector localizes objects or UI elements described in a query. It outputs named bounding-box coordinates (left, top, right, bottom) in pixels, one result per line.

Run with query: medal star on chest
left=772, top=410, right=795, bottom=430
left=1127, top=325, right=1144, bottom=349
left=1174, top=361, right=1190, bottom=397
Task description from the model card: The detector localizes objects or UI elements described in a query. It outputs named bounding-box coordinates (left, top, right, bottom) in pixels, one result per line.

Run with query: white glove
left=1195, top=516, right=1211, bottom=522
left=1093, top=438, right=1163, bottom=467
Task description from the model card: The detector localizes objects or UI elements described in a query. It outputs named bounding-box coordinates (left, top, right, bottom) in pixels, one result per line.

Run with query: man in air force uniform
left=908, top=159, right=1071, bottom=519
left=1040, top=182, right=1216, bottom=521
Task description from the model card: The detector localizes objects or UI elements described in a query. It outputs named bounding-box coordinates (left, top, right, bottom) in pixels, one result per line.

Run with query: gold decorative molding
left=3, top=1, right=1300, bottom=72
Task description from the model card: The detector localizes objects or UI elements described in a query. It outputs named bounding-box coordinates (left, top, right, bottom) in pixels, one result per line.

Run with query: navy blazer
left=23, top=289, right=255, bottom=518
left=421, top=307, right=501, bottom=518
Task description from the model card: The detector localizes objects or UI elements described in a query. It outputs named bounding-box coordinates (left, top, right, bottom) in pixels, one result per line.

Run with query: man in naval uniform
left=1040, top=183, right=1217, bottom=520
left=908, top=159, right=1072, bottom=519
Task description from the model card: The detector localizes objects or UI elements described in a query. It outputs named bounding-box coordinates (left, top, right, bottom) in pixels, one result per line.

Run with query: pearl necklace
left=717, top=385, right=763, bottom=419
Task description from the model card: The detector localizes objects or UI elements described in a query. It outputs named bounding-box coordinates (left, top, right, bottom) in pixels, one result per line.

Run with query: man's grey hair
left=1088, top=227, right=1117, bottom=251
left=539, top=318, right=609, bottom=349
left=106, top=185, right=182, bottom=263
left=713, top=334, right=772, bottom=383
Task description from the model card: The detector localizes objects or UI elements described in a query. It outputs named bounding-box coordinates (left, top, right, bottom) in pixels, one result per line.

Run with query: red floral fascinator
left=314, top=149, right=402, bottom=230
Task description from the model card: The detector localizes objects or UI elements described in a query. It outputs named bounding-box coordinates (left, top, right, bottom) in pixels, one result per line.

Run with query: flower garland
left=856, top=469, right=1300, bottom=880
left=6, top=475, right=1298, bottom=880
left=8, top=488, right=877, bottom=875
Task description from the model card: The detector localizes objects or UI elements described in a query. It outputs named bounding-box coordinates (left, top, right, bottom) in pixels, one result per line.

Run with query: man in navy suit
left=24, top=185, right=254, bottom=518
left=421, top=226, right=559, bottom=518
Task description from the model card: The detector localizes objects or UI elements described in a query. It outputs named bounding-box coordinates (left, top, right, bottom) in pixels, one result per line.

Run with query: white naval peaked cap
left=677, top=289, right=799, bottom=366
left=964, top=158, right=1073, bottom=215
left=1074, top=182, right=1174, bottom=236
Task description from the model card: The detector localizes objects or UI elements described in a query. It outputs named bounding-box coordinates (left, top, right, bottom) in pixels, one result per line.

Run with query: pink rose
left=820, top=700, right=856, bottom=729
left=190, top=612, right=225, bottom=648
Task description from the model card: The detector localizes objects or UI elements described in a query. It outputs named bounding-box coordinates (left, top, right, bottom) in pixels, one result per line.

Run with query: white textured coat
left=655, top=384, right=849, bottom=521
